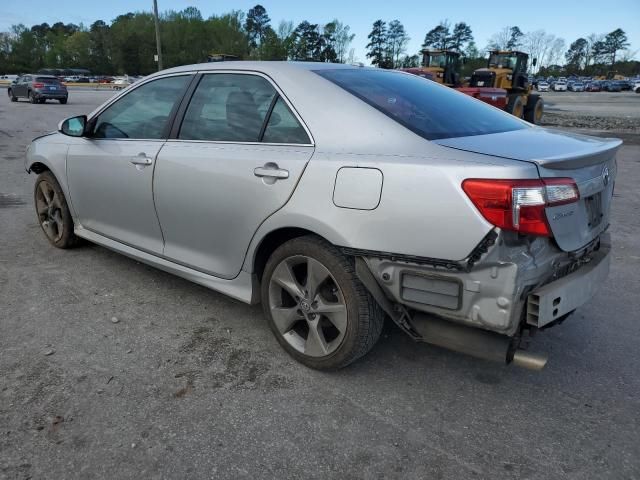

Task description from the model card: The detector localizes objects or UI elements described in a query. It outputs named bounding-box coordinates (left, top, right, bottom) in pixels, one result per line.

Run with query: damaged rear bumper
left=361, top=232, right=611, bottom=337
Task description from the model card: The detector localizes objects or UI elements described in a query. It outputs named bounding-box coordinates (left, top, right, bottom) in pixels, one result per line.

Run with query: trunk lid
left=435, top=127, right=621, bottom=252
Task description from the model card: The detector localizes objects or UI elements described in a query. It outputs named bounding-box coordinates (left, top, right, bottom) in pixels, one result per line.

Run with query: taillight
left=462, top=178, right=579, bottom=237
left=32, top=82, right=44, bottom=88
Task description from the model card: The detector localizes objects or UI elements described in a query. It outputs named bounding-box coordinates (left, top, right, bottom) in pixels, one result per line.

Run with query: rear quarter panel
left=243, top=145, right=540, bottom=272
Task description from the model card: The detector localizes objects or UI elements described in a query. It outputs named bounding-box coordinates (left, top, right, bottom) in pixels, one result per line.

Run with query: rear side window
left=315, top=68, right=527, bottom=140
left=262, top=97, right=310, bottom=144
left=179, top=74, right=276, bottom=142
left=36, top=77, right=60, bottom=84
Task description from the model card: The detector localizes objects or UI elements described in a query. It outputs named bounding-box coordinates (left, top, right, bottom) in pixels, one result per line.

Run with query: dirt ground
left=540, top=91, right=640, bottom=133
left=1, top=89, right=640, bottom=480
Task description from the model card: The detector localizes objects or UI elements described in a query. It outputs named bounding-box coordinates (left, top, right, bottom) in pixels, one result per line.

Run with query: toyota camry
left=25, top=62, right=620, bottom=370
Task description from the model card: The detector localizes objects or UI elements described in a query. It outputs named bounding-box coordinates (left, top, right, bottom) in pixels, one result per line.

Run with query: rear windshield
left=36, top=77, right=60, bottom=84
left=315, top=68, right=527, bottom=140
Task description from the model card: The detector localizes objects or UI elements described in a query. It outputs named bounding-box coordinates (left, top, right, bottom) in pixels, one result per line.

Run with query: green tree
left=89, top=20, right=111, bottom=74
left=290, top=21, right=323, bottom=61
left=450, top=22, right=473, bottom=52
left=565, top=38, right=588, bottom=72
left=422, top=22, right=450, bottom=50
left=387, top=20, right=409, bottom=68
left=245, top=4, right=271, bottom=49
left=366, top=20, right=389, bottom=67
left=506, top=26, right=523, bottom=49
left=399, top=54, right=419, bottom=68
left=320, top=22, right=338, bottom=62
left=331, top=20, right=355, bottom=63
left=603, top=28, right=629, bottom=65
left=487, top=26, right=522, bottom=50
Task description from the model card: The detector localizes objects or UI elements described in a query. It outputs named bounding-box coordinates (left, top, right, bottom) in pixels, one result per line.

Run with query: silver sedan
left=25, top=62, right=620, bottom=370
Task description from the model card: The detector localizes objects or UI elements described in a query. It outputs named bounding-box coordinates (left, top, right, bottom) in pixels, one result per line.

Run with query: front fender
left=26, top=133, right=76, bottom=219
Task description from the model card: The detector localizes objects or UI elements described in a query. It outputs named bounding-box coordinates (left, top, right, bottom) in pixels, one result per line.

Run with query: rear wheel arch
left=253, top=227, right=322, bottom=281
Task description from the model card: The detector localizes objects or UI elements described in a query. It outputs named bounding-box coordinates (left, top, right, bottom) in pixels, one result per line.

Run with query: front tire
left=34, top=171, right=79, bottom=249
left=261, top=235, right=384, bottom=370
left=524, top=95, right=544, bottom=124
left=506, top=95, right=524, bottom=118
left=8, top=89, right=17, bottom=102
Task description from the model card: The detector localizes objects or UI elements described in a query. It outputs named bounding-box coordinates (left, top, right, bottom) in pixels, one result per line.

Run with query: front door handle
left=254, top=163, right=289, bottom=180
left=130, top=153, right=153, bottom=168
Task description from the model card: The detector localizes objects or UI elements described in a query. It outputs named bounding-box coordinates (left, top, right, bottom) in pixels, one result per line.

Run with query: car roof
left=154, top=61, right=359, bottom=78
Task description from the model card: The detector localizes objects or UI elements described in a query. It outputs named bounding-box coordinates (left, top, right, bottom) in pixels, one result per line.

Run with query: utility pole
left=152, top=0, right=163, bottom=70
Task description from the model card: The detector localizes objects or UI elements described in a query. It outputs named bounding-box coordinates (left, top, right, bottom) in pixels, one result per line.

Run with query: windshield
left=423, top=53, right=448, bottom=68
left=315, top=68, right=527, bottom=140
left=488, top=53, right=517, bottom=70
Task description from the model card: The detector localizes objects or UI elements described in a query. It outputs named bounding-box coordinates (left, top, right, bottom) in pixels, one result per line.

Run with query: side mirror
left=532, top=58, right=538, bottom=67
left=59, top=115, right=87, bottom=137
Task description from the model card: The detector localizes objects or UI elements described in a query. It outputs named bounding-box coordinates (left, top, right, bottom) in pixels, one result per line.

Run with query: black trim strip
left=258, top=94, right=280, bottom=142
left=341, top=230, right=498, bottom=272
left=169, top=73, right=203, bottom=139
left=341, top=247, right=464, bottom=271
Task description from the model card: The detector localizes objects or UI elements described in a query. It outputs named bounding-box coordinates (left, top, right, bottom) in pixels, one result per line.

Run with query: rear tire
left=29, top=91, right=38, bottom=104
left=34, top=171, right=80, bottom=249
left=59, top=97, right=67, bottom=104
left=524, top=95, right=544, bottom=124
left=261, top=235, right=384, bottom=370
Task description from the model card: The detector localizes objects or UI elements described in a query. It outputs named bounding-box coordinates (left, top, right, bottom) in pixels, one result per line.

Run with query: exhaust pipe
left=512, top=350, right=548, bottom=370
left=411, top=313, right=547, bottom=370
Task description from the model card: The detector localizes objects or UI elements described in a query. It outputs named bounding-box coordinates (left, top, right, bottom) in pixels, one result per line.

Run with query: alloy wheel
left=268, top=255, right=348, bottom=357
left=35, top=180, right=64, bottom=243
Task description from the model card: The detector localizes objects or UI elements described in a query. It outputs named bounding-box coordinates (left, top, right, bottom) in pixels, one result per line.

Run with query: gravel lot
left=1, top=90, right=639, bottom=480
left=540, top=91, right=640, bottom=133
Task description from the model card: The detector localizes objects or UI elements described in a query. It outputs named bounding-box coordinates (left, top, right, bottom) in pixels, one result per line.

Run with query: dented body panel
left=364, top=231, right=611, bottom=336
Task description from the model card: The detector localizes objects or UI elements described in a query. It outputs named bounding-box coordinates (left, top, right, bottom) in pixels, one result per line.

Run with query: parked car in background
left=633, top=81, right=640, bottom=93
left=585, top=82, right=601, bottom=92
left=602, top=81, right=622, bottom=92
left=112, top=77, right=132, bottom=90
left=618, top=81, right=631, bottom=91
left=7, top=74, right=68, bottom=104
left=571, top=82, right=585, bottom=92
left=537, top=81, right=550, bottom=92
left=24, top=62, right=619, bottom=371
left=553, top=81, right=568, bottom=91
left=1, top=74, right=19, bottom=82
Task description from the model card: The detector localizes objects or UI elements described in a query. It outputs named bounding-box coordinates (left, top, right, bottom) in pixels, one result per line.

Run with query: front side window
left=179, top=73, right=277, bottom=142
left=316, top=68, right=527, bottom=140
left=92, top=75, right=189, bottom=139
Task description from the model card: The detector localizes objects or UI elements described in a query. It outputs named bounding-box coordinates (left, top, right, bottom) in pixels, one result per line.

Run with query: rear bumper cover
left=364, top=233, right=611, bottom=336
left=34, top=90, right=67, bottom=99
left=526, top=237, right=610, bottom=327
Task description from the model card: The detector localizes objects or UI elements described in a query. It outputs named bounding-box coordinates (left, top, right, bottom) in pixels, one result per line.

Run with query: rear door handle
left=130, top=153, right=153, bottom=168
left=254, top=164, right=289, bottom=180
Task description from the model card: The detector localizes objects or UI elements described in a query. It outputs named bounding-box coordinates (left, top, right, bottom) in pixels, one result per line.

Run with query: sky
left=1, top=0, right=638, bottom=63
